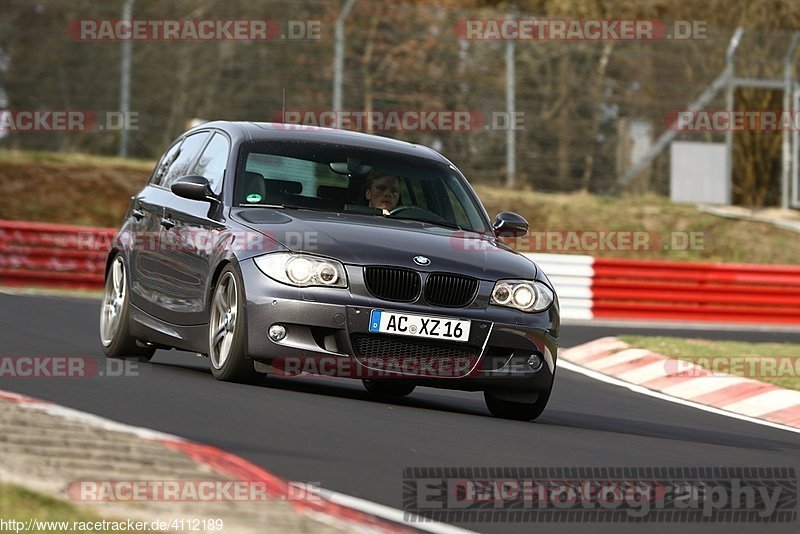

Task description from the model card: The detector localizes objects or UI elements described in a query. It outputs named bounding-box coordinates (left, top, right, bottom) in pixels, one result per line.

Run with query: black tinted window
left=151, top=141, right=181, bottom=186
left=194, top=133, right=229, bottom=194
left=161, top=132, right=210, bottom=189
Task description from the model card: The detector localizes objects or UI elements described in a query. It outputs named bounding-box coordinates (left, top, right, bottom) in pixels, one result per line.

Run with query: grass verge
left=0, top=483, right=154, bottom=533
left=619, top=335, right=800, bottom=391
left=474, top=186, right=800, bottom=264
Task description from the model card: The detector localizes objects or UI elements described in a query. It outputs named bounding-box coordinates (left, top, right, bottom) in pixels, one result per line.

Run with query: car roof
left=186, top=121, right=451, bottom=164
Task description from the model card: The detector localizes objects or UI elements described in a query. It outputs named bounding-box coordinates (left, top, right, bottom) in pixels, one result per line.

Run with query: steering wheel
left=387, top=205, right=448, bottom=223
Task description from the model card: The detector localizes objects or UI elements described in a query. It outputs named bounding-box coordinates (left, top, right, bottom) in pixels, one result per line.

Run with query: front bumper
left=241, top=259, right=558, bottom=392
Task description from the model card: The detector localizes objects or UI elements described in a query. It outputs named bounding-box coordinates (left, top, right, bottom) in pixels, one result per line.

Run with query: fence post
left=118, top=0, right=134, bottom=158
left=781, top=33, right=800, bottom=210
left=333, top=0, right=357, bottom=129
left=505, top=30, right=516, bottom=188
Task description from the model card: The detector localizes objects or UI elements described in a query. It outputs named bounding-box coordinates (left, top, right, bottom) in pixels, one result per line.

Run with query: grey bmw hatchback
left=100, top=122, right=559, bottom=420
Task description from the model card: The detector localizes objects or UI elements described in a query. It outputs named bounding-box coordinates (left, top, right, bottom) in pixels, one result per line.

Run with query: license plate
left=368, top=310, right=471, bottom=342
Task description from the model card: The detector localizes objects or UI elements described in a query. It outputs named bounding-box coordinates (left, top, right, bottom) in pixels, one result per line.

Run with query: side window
left=151, top=141, right=181, bottom=186
left=405, top=177, right=428, bottom=209
left=398, top=178, right=412, bottom=206
left=447, top=187, right=470, bottom=227
left=193, top=133, right=230, bottom=194
left=161, top=132, right=210, bottom=189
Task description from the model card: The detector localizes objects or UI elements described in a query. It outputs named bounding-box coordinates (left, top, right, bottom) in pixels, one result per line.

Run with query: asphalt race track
left=1, top=292, right=799, bottom=534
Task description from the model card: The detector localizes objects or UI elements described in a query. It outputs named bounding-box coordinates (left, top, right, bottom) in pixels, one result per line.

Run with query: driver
left=365, top=172, right=400, bottom=214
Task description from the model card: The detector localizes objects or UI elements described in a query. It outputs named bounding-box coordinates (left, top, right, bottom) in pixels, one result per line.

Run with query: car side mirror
left=493, top=211, right=529, bottom=237
left=171, top=175, right=219, bottom=204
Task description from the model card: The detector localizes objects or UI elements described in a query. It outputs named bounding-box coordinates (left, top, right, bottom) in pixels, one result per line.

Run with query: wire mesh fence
left=0, top=0, right=797, bottom=199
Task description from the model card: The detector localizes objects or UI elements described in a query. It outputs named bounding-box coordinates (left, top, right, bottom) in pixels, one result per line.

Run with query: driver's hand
left=382, top=208, right=390, bottom=215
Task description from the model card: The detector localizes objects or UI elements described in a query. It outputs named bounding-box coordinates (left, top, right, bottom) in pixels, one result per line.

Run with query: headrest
left=317, top=185, right=347, bottom=200
left=265, top=179, right=302, bottom=195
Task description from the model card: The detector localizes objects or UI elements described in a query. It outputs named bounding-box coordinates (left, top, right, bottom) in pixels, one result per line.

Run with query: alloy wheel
left=209, top=272, right=239, bottom=369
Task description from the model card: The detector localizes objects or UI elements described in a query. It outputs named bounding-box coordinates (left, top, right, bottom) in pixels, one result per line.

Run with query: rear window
left=244, top=153, right=348, bottom=200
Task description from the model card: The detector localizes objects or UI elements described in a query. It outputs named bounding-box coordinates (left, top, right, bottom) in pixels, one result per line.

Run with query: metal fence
left=0, top=0, right=798, bottom=200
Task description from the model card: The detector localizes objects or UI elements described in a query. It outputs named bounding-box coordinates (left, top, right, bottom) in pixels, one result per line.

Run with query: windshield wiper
left=237, top=203, right=285, bottom=208
left=238, top=204, right=339, bottom=213
left=389, top=216, right=466, bottom=232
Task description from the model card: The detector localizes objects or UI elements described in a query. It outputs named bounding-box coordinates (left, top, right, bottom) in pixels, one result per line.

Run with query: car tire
left=100, top=254, right=155, bottom=362
left=484, top=387, right=552, bottom=421
left=362, top=379, right=416, bottom=397
left=208, top=264, right=260, bottom=383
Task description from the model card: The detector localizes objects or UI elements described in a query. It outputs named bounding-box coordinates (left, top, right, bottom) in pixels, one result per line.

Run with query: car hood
left=232, top=208, right=538, bottom=280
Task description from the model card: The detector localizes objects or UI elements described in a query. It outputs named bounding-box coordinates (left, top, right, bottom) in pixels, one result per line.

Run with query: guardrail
left=2, top=220, right=799, bottom=325
left=591, top=258, right=800, bottom=325
left=0, top=220, right=111, bottom=289
left=525, top=253, right=593, bottom=321
left=530, top=254, right=800, bottom=325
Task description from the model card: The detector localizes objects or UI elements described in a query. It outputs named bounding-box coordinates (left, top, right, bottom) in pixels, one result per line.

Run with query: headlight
left=490, top=280, right=554, bottom=312
left=286, top=257, right=314, bottom=284
left=255, top=253, right=347, bottom=288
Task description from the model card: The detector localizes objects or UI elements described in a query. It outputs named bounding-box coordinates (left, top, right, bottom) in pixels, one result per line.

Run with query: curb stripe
left=584, top=348, right=652, bottom=371
left=721, top=390, right=800, bottom=417
left=639, top=374, right=698, bottom=391
left=616, top=360, right=672, bottom=385
left=602, top=354, right=664, bottom=376
left=559, top=360, right=800, bottom=435
left=693, top=381, right=775, bottom=407
left=560, top=338, right=800, bottom=432
left=761, top=404, right=800, bottom=425
left=656, top=376, right=749, bottom=398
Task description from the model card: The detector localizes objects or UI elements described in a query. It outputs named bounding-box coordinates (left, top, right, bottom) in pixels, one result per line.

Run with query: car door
left=127, top=139, right=180, bottom=318
left=131, top=131, right=211, bottom=323
left=156, top=131, right=230, bottom=327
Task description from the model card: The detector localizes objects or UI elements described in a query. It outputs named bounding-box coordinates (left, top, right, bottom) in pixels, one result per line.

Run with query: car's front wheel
left=100, top=255, right=154, bottom=362
left=362, top=379, right=416, bottom=397
left=208, top=265, right=260, bottom=383
left=484, top=387, right=552, bottom=421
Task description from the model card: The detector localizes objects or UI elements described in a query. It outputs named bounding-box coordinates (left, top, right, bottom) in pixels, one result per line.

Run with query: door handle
left=160, top=217, right=176, bottom=230
left=132, top=209, right=145, bottom=221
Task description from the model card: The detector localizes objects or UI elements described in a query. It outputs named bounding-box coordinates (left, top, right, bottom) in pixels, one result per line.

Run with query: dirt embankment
left=0, top=159, right=152, bottom=227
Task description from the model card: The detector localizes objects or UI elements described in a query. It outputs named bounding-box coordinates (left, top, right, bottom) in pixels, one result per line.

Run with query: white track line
left=0, top=287, right=102, bottom=299
left=311, top=487, right=475, bottom=534
left=559, top=360, right=800, bottom=435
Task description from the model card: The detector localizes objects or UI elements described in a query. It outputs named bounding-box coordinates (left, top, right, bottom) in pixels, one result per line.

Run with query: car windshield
left=234, top=141, right=491, bottom=232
